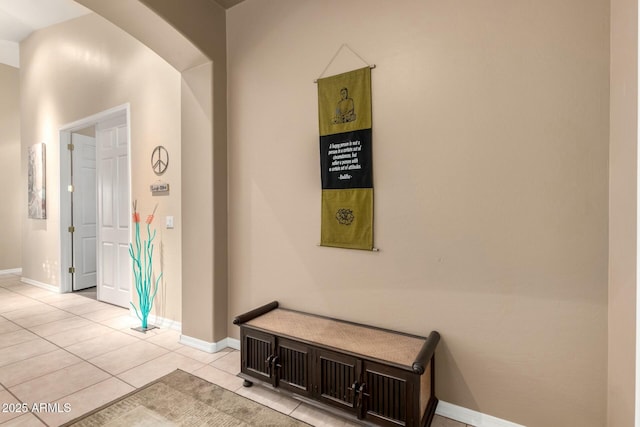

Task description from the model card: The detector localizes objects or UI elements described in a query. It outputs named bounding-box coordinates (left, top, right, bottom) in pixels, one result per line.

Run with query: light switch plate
left=166, top=216, right=174, bottom=229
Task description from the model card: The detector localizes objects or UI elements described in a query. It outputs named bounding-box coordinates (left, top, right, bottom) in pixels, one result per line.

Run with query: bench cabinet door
left=276, top=338, right=313, bottom=397
left=241, top=328, right=277, bottom=386
left=314, top=348, right=361, bottom=415
left=361, top=361, right=417, bottom=427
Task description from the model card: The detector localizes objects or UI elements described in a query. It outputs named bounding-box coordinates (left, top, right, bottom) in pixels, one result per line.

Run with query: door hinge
left=68, top=226, right=75, bottom=233
left=68, top=267, right=75, bottom=273
left=68, top=185, right=74, bottom=193
left=67, top=143, right=74, bottom=151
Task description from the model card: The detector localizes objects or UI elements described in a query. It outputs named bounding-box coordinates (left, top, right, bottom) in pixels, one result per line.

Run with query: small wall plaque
left=150, top=182, right=170, bottom=193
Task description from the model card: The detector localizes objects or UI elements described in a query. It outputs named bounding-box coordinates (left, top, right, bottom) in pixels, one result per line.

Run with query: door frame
left=58, top=103, right=131, bottom=295
left=69, top=132, right=97, bottom=292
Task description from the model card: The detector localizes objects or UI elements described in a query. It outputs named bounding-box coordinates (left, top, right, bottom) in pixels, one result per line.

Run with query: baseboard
left=17, top=279, right=185, bottom=335
left=227, top=337, right=240, bottom=350
left=215, top=337, right=240, bottom=351
left=146, top=313, right=182, bottom=332
left=436, top=401, right=525, bottom=427
left=20, top=277, right=60, bottom=293
left=0, top=268, right=22, bottom=275
left=179, top=334, right=238, bottom=353
left=127, top=310, right=182, bottom=333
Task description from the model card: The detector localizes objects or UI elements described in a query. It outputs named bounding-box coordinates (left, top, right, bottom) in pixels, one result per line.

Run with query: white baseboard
left=179, top=334, right=238, bottom=353
left=127, top=310, right=182, bottom=333
left=146, top=313, right=182, bottom=332
left=0, top=268, right=22, bottom=275
left=227, top=337, right=240, bottom=350
left=214, top=337, right=240, bottom=351
left=17, top=279, right=185, bottom=336
left=20, top=277, right=60, bottom=293
left=436, top=401, right=525, bottom=427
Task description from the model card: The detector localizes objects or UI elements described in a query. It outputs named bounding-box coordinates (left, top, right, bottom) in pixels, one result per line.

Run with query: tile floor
left=0, top=273, right=471, bottom=427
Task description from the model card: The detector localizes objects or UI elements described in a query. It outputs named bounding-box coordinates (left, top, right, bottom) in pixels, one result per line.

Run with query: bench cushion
left=246, top=309, right=426, bottom=367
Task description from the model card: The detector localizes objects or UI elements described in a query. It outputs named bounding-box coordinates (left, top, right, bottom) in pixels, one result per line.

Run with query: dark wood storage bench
left=233, top=301, right=440, bottom=427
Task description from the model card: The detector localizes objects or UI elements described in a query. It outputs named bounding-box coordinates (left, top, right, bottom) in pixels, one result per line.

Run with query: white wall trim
left=0, top=268, right=22, bottom=275
left=636, top=2, right=640, bottom=421
left=144, top=313, right=182, bottom=332
left=17, top=278, right=182, bottom=336
left=436, top=401, right=526, bottom=427
left=59, top=103, right=131, bottom=132
left=20, top=277, right=60, bottom=293
left=58, top=103, right=131, bottom=295
left=126, top=310, right=182, bottom=333
left=179, top=335, right=238, bottom=353
left=227, top=337, right=240, bottom=350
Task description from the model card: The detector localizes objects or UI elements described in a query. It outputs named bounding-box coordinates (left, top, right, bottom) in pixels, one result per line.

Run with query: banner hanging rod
left=317, top=244, right=380, bottom=252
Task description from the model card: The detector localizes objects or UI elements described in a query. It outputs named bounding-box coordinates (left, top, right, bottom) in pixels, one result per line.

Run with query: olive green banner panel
left=317, top=66, right=372, bottom=137
left=320, top=188, right=373, bottom=250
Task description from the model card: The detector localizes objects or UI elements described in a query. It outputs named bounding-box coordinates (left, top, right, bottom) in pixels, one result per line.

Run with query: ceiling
left=0, top=0, right=91, bottom=43
left=0, top=0, right=243, bottom=68
left=212, top=0, right=244, bottom=9
left=0, top=0, right=91, bottom=67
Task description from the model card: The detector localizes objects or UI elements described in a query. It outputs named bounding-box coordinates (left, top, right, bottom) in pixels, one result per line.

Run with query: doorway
left=59, top=105, right=131, bottom=308
left=70, top=129, right=97, bottom=294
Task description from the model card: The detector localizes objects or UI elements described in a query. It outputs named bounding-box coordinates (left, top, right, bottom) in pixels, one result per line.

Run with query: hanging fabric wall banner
left=318, top=66, right=373, bottom=250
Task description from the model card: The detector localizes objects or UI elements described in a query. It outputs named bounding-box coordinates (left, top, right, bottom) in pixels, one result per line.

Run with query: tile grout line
left=0, top=313, right=124, bottom=396
left=0, top=316, right=63, bottom=367
left=0, top=384, right=49, bottom=426
left=0, top=281, right=169, bottom=351
left=288, top=401, right=302, bottom=416
left=27, top=326, right=170, bottom=393
left=0, top=279, right=125, bottom=315
left=0, top=279, right=276, bottom=425
left=0, top=308, right=154, bottom=424
left=5, top=332, right=189, bottom=420
left=0, top=286, right=150, bottom=396
left=2, top=313, right=194, bottom=387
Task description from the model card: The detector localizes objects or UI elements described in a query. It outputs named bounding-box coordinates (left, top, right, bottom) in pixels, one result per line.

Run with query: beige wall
left=43, top=0, right=228, bottom=344
left=140, top=0, right=229, bottom=343
left=180, top=61, right=216, bottom=341
left=0, top=64, right=21, bottom=271
left=608, top=0, right=637, bottom=425
left=227, top=1, right=609, bottom=426
left=20, top=13, right=183, bottom=322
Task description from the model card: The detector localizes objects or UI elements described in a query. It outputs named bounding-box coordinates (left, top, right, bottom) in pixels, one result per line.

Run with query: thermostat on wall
left=150, top=182, right=170, bottom=193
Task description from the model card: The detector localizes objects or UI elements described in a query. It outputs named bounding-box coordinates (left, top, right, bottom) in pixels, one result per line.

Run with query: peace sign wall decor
left=151, top=146, right=169, bottom=175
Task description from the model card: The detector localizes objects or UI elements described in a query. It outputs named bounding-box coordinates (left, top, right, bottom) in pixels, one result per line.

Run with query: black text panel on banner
left=318, top=66, right=373, bottom=250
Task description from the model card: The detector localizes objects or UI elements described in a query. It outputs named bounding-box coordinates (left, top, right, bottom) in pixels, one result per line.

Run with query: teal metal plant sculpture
left=129, top=201, right=162, bottom=331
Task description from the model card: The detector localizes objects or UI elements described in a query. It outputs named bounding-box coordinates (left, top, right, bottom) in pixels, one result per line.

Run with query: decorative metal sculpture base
left=131, top=325, right=159, bottom=333
left=129, top=201, right=162, bottom=335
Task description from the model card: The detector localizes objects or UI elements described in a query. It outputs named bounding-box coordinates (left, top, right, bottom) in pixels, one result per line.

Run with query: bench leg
left=243, top=380, right=253, bottom=387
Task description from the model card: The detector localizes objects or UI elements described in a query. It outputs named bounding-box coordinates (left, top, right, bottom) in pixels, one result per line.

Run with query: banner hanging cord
left=314, top=44, right=376, bottom=83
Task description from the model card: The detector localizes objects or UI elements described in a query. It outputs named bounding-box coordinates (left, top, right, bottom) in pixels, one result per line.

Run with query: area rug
left=62, top=369, right=310, bottom=426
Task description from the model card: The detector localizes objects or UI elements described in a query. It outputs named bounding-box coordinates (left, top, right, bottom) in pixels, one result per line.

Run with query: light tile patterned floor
left=0, top=273, right=472, bottom=427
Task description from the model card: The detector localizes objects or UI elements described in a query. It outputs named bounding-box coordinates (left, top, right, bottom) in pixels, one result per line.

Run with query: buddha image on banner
left=318, top=67, right=371, bottom=137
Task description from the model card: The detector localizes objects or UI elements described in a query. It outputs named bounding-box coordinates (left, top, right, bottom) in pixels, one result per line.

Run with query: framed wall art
left=28, top=142, right=46, bottom=219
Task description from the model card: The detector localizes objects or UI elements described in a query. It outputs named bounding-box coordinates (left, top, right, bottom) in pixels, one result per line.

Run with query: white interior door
left=96, top=115, right=130, bottom=308
left=71, top=133, right=97, bottom=291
